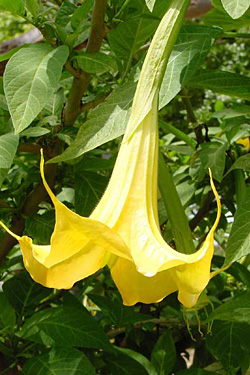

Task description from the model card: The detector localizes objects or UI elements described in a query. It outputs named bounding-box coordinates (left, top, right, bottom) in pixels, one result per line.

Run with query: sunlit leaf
left=0, top=133, right=19, bottom=168
left=4, top=44, right=69, bottom=133
left=221, top=0, right=250, bottom=19
left=73, top=52, right=117, bottom=74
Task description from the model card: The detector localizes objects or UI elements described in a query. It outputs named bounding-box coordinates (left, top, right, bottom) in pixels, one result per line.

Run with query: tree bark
left=63, top=0, right=108, bottom=126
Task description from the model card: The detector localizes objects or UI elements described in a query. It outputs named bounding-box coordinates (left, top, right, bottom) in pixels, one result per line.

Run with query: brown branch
left=64, top=61, right=82, bottom=78
left=63, top=0, right=108, bottom=126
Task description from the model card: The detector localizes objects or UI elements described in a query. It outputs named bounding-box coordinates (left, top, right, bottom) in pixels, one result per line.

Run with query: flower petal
left=19, top=236, right=108, bottom=289
left=108, top=169, right=221, bottom=308
left=110, top=256, right=177, bottom=306
left=0, top=152, right=131, bottom=289
left=37, top=150, right=131, bottom=268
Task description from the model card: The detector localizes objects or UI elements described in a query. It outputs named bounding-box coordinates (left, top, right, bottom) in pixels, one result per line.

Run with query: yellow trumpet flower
left=0, top=0, right=221, bottom=308
left=91, top=92, right=221, bottom=308
left=0, top=93, right=220, bottom=308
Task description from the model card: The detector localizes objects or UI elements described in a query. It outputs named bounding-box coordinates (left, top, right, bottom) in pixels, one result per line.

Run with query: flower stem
left=159, top=120, right=196, bottom=149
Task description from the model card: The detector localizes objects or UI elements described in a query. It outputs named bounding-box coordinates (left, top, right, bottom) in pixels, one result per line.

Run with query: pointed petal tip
left=178, top=291, right=199, bottom=308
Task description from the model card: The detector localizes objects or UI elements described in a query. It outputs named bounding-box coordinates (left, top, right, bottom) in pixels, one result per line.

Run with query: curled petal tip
left=0, top=221, right=21, bottom=241
left=208, top=167, right=212, bottom=179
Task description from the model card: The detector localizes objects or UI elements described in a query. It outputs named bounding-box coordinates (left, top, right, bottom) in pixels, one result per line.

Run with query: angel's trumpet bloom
left=91, top=92, right=221, bottom=308
left=0, top=0, right=221, bottom=308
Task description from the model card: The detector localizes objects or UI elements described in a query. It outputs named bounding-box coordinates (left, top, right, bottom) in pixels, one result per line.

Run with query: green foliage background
left=0, top=0, right=250, bottom=374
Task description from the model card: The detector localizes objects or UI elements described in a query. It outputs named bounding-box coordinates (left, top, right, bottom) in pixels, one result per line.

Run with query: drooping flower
left=0, top=0, right=221, bottom=308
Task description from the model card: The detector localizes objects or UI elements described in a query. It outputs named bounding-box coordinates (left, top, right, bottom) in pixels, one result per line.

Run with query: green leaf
left=4, top=44, right=69, bottom=133
left=176, top=179, right=195, bottom=207
left=145, top=0, right=157, bottom=12
left=71, top=0, right=93, bottom=30
left=22, top=347, right=95, bottom=375
left=0, top=133, right=19, bottom=168
left=17, top=306, right=113, bottom=351
left=0, top=94, right=8, bottom=111
left=76, top=156, right=115, bottom=171
left=221, top=0, right=250, bottom=19
left=55, top=0, right=76, bottom=26
left=151, top=331, right=176, bottom=375
left=228, top=262, right=250, bottom=287
left=159, top=25, right=221, bottom=108
left=25, top=210, right=55, bottom=245
left=25, top=0, right=37, bottom=18
left=0, top=45, right=30, bottom=63
left=88, top=294, right=123, bottom=325
left=44, top=88, right=64, bottom=116
left=204, top=6, right=250, bottom=30
left=199, top=141, right=228, bottom=182
left=188, top=69, right=250, bottom=100
left=20, top=127, right=51, bottom=137
left=227, top=154, right=250, bottom=174
left=104, top=351, right=149, bottom=375
left=108, top=14, right=158, bottom=61
left=206, top=321, right=250, bottom=373
left=0, top=0, right=25, bottom=15
left=75, top=171, right=108, bottom=216
left=0, top=292, right=16, bottom=335
left=50, top=68, right=137, bottom=162
left=3, top=272, right=52, bottom=316
left=208, top=290, right=250, bottom=325
left=212, top=103, right=250, bottom=119
left=117, top=348, right=157, bottom=375
left=225, top=197, right=250, bottom=265
left=74, top=52, right=117, bottom=74
left=109, top=0, right=173, bottom=61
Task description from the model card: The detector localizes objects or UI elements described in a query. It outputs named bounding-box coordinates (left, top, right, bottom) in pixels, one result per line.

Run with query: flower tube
left=0, top=0, right=221, bottom=308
